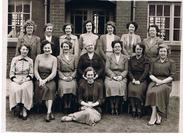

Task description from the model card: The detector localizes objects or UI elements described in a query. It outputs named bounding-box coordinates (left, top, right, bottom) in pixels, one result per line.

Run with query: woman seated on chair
left=61, top=67, right=104, bottom=126
left=57, top=41, right=77, bottom=114
left=128, top=42, right=150, bottom=118
left=105, top=40, right=128, bottom=115
left=34, top=40, right=57, bottom=122
left=9, top=44, right=33, bottom=120
left=145, top=43, right=176, bottom=126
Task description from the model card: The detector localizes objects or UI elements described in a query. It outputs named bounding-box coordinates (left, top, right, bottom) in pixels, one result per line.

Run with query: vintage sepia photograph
left=1, top=0, right=182, bottom=133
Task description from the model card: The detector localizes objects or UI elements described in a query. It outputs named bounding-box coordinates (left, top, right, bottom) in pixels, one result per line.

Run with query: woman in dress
left=98, top=21, right=120, bottom=63
left=59, top=23, right=79, bottom=61
left=9, top=44, right=33, bottom=120
left=143, top=25, right=164, bottom=61
left=128, top=42, right=150, bottom=118
left=61, top=67, right=104, bottom=126
left=105, top=40, right=128, bottom=115
left=34, top=40, right=57, bottom=122
left=41, top=23, right=60, bottom=57
left=145, top=44, right=176, bottom=126
left=120, top=22, right=141, bottom=59
left=77, top=40, right=105, bottom=84
left=79, top=20, right=99, bottom=56
left=15, top=20, right=41, bottom=61
left=57, top=41, right=77, bottom=114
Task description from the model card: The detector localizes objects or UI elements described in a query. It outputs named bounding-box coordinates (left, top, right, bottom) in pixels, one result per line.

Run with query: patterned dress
left=9, top=55, right=33, bottom=110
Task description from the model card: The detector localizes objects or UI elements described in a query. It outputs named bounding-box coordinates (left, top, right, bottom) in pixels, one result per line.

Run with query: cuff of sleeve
left=10, top=76, right=16, bottom=82
left=27, top=75, right=33, bottom=80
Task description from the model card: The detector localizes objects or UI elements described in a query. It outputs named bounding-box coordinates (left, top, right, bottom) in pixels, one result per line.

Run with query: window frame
left=8, top=0, right=32, bottom=42
left=147, top=2, right=181, bottom=45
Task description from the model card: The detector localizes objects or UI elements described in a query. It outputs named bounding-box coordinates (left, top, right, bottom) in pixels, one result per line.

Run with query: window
left=148, top=3, right=181, bottom=43
left=8, top=0, right=32, bottom=39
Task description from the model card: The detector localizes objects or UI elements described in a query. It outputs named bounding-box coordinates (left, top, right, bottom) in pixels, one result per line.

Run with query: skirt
left=58, top=79, right=77, bottom=97
left=105, top=77, right=127, bottom=97
left=34, top=80, right=56, bottom=103
left=9, top=81, right=33, bottom=110
left=145, top=82, right=172, bottom=116
left=128, top=80, right=148, bottom=104
left=69, top=107, right=101, bottom=126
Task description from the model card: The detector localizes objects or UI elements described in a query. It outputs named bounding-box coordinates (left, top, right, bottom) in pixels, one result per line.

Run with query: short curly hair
left=44, top=23, right=54, bottom=31
left=126, top=21, right=138, bottom=31
left=133, top=42, right=146, bottom=55
left=23, top=20, right=36, bottom=34
left=60, top=40, right=72, bottom=49
left=148, top=25, right=160, bottom=36
left=83, top=67, right=96, bottom=77
left=62, top=23, right=74, bottom=33
left=105, top=21, right=116, bottom=34
left=18, top=44, right=31, bottom=55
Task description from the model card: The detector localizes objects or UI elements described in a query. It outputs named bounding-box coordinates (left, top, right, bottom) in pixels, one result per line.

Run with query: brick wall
left=32, top=0, right=45, bottom=38
left=50, top=0, right=65, bottom=37
left=135, top=1, right=148, bottom=40
left=115, top=1, right=131, bottom=37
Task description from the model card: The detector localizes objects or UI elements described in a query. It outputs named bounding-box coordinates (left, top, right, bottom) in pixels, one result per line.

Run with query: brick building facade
left=7, top=0, right=181, bottom=79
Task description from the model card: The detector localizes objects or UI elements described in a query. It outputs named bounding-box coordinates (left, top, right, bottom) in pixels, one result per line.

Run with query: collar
left=18, top=56, right=29, bottom=62
left=155, top=57, right=169, bottom=63
left=61, top=34, right=76, bottom=40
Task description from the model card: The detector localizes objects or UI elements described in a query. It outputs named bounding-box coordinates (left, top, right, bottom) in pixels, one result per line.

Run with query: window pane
left=173, top=30, right=180, bottom=41
left=8, top=4, right=14, bottom=12
left=149, top=5, right=155, bottom=16
left=164, top=5, right=170, bottom=16
left=8, top=14, right=13, bottom=25
left=164, top=30, right=169, bottom=41
left=98, top=16, right=105, bottom=34
left=16, top=4, right=22, bottom=12
left=23, top=14, right=30, bottom=23
left=174, top=5, right=180, bottom=16
left=157, top=5, right=163, bottom=16
left=24, top=4, right=30, bottom=13
left=75, top=16, right=83, bottom=34
left=149, top=17, right=155, bottom=25
left=174, top=18, right=180, bottom=28
left=165, top=18, right=170, bottom=28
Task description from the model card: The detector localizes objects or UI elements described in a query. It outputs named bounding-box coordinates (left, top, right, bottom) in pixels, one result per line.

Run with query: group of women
left=9, top=19, right=176, bottom=126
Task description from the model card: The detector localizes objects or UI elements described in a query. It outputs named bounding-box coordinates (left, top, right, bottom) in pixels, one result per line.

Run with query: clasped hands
left=132, top=79, right=140, bottom=85
left=14, top=77, right=30, bottom=85
left=63, top=76, right=73, bottom=82
left=112, top=76, right=123, bottom=81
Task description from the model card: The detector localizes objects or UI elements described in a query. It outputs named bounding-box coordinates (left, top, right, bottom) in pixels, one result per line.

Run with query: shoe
left=155, top=114, right=162, bottom=125
left=45, top=114, right=50, bottom=122
left=137, top=112, right=142, bottom=118
left=61, top=116, right=73, bottom=122
left=111, top=109, right=115, bottom=115
left=49, top=113, right=55, bottom=120
left=22, top=115, right=28, bottom=120
left=131, top=111, right=136, bottom=117
left=115, top=109, right=119, bottom=115
left=147, top=118, right=156, bottom=126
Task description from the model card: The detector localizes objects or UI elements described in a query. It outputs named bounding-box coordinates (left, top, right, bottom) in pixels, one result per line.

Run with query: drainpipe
left=44, top=0, right=48, bottom=24
left=132, top=0, right=136, bottom=21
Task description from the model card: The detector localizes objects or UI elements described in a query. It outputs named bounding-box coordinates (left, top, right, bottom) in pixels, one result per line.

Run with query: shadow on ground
left=6, top=97, right=179, bottom=133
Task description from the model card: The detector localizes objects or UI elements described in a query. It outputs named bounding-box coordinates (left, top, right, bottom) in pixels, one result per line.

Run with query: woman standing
left=120, top=22, right=141, bottom=58
left=145, top=44, right=176, bottom=126
left=98, top=21, right=120, bottom=63
left=105, top=40, right=128, bottom=115
left=61, top=67, right=104, bottom=126
left=9, top=44, right=33, bottom=120
left=41, top=23, right=60, bottom=57
left=143, top=25, right=164, bottom=61
left=59, top=23, right=79, bottom=60
left=15, top=20, right=41, bottom=61
left=34, top=40, right=57, bottom=122
left=79, top=20, right=98, bottom=56
left=57, top=41, right=77, bottom=114
left=128, top=43, right=150, bottom=118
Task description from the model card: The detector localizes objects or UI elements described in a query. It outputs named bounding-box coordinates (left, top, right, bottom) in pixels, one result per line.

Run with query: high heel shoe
left=111, top=109, right=115, bottom=115
left=147, top=118, right=156, bottom=126
left=155, top=114, right=162, bottom=125
left=115, top=109, right=119, bottom=115
left=49, top=113, right=55, bottom=120
left=45, top=113, right=51, bottom=122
